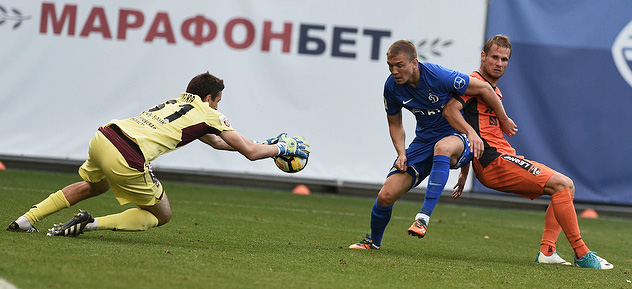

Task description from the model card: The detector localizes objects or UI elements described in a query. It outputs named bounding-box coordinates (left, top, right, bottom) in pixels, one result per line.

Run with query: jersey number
left=489, top=116, right=498, bottom=126
left=484, top=106, right=498, bottom=126
left=148, top=100, right=194, bottom=123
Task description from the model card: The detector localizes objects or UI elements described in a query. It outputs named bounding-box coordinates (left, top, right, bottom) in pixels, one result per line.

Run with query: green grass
left=1, top=169, right=631, bottom=288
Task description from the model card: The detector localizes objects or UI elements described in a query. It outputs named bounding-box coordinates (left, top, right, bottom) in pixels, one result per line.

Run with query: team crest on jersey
left=453, top=76, right=466, bottom=90
left=428, top=91, right=439, bottom=103
left=219, top=115, right=231, bottom=127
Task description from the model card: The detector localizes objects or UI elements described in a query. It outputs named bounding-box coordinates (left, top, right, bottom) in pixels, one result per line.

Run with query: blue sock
left=419, top=155, right=451, bottom=216
left=370, top=200, right=392, bottom=247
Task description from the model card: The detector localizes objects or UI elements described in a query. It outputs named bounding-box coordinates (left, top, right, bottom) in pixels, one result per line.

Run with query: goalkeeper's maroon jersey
left=108, top=92, right=234, bottom=163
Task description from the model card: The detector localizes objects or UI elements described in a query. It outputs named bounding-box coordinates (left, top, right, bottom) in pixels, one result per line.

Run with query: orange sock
left=540, top=203, right=562, bottom=256
left=550, top=188, right=589, bottom=259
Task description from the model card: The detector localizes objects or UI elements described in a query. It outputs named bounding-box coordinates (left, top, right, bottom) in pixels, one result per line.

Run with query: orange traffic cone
left=580, top=208, right=599, bottom=219
left=0, top=161, right=6, bottom=171
left=292, top=184, right=311, bottom=195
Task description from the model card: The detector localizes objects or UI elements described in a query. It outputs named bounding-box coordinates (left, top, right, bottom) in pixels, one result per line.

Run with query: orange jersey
left=455, top=72, right=555, bottom=198
left=454, top=72, right=516, bottom=168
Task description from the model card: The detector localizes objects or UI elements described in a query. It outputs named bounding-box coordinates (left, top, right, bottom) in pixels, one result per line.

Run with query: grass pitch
left=1, top=169, right=631, bottom=288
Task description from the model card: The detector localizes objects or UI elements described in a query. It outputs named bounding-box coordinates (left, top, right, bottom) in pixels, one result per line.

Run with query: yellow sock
left=96, top=208, right=158, bottom=231
left=23, top=190, right=71, bottom=225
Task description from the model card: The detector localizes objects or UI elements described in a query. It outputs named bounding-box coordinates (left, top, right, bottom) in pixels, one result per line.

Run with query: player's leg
left=8, top=189, right=73, bottom=232
left=544, top=172, right=613, bottom=269
left=539, top=170, right=570, bottom=259
left=93, top=189, right=171, bottom=232
left=8, top=180, right=109, bottom=233
left=372, top=172, right=413, bottom=244
left=139, top=192, right=172, bottom=226
left=472, top=156, right=574, bottom=265
left=86, top=164, right=166, bottom=233
left=535, top=203, right=569, bottom=265
left=543, top=173, right=585, bottom=256
left=48, top=131, right=166, bottom=236
left=539, top=203, right=562, bottom=255
left=50, top=184, right=166, bottom=236
left=349, top=172, right=413, bottom=249
left=7, top=134, right=110, bottom=233
left=61, top=179, right=111, bottom=205
left=350, top=140, right=429, bottom=250
left=410, top=134, right=469, bottom=238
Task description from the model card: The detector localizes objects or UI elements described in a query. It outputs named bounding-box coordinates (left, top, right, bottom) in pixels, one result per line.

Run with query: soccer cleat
left=407, top=218, right=427, bottom=238
left=47, top=210, right=94, bottom=237
left=535, top=251, right=572, bottom=265
left=6, top=221, right=39, bottom=233
left=348, top=234, right=380, bottom=250
left=574, top=251, right=614, bottom=269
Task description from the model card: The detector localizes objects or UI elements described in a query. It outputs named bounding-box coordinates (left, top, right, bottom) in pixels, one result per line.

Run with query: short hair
left=186, top=72, right=225, bottom=100
left=387, top=40, right=417, bottom=62
left=483, top=34, right=511, bottom=58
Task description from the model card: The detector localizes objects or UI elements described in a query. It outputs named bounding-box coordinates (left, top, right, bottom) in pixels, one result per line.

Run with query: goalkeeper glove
left=276, top=135, right=310, bottom=159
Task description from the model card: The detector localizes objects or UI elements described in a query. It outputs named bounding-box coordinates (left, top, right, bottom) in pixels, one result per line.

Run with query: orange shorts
left=473, top=154, right=556, bottom=200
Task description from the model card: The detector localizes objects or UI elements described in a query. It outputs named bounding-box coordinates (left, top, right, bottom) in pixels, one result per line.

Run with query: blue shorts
left=387, top=132, right=472, bottom=190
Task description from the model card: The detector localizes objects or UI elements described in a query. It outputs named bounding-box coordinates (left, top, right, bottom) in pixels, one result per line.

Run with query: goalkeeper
left=7, top=72, right=309, bottom=236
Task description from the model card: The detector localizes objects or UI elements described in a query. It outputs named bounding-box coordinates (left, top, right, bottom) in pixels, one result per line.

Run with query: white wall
left=0, top=0, right=487, bottom=189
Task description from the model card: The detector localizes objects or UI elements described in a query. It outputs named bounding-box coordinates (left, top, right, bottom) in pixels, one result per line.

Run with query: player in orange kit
left=443, top=35, right=613, bottom=269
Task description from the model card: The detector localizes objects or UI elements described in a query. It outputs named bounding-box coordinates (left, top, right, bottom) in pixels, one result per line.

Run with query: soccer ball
left=273, top=155, right=308, bottom=173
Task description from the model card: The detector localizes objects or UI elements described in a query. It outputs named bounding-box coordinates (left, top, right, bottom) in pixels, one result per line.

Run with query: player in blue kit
left=350, top=40, right=517, bottom=249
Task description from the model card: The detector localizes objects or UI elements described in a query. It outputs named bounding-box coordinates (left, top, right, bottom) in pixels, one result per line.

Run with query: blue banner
left=480, top=0, right=632, bottom=205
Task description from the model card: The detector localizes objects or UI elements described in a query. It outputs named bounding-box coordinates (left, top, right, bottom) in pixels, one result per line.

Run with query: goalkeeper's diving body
left=7, top=72, right=310, bottom=236
left=349, top=40, right=517, bottom=250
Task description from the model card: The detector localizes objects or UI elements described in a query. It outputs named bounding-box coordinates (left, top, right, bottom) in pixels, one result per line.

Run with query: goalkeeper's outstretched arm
left=199, top=132, right=275, bottom=151
left=199, top=131, right=277, bottom=161
left=200, top=131, right=310, bottom=161
left=199, top=133, right=236, bottom=151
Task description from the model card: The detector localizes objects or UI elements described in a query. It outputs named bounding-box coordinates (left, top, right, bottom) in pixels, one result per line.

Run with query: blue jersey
left=383, top=62, right=469, bottom=141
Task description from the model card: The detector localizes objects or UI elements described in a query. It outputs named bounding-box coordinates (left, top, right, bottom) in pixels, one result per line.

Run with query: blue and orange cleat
left=349, top=234, right=380, bottom=250
left=407, top=218, right=427, bottom=238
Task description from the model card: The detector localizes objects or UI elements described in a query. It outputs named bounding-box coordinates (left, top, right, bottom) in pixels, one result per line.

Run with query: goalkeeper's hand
left=276, top=135, right=310, bottom=159
left=255, top=133, right=286, bottom=145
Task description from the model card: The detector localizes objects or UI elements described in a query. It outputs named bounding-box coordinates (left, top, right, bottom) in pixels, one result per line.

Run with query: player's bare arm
left=199, top=134, right=235, bottom=151
left=443, top=98, right=484, bottom=158
left=199, top=132, right=268, bottom=151
left=219, top=130, right=279, bottom=161
left=464, top=77, right=517, bottom=137
left=452, top=163, right=470, bottom=199
left=387, top=112, right=408, bottom=171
